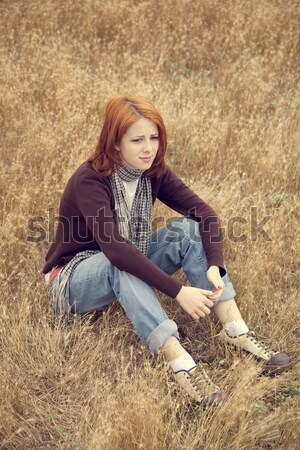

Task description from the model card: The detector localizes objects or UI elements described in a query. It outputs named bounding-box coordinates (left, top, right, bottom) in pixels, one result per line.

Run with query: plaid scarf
left=109, top=164, right=152, bottom=255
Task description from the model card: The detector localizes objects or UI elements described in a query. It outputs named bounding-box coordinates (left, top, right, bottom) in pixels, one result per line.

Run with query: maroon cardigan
left=43, top=160, right=225, bottom=298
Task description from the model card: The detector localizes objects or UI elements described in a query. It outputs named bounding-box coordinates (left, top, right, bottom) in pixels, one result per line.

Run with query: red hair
left=90, top=95, right=167, bottom=177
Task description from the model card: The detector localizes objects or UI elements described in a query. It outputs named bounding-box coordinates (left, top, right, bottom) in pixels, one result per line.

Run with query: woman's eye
left=131, top=136, right=159, bottom=143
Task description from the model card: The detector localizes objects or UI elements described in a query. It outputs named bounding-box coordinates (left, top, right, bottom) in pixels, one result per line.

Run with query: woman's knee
left=167, top=217, right=202, bottom=243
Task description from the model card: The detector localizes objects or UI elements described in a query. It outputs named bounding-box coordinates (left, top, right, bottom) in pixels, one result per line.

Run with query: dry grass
left=0, top=0, right=299, bottom=448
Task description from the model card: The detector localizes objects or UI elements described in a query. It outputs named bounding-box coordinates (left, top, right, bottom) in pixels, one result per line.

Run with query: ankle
left=223, top=318, right=249, bottom=337
left=169, top=351, right=196, bottom=373
left=161, top=336, right=186, bottom=362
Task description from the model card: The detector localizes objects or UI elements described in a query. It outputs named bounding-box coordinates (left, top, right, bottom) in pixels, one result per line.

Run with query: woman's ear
left=115, top=145, right=120, bottom=151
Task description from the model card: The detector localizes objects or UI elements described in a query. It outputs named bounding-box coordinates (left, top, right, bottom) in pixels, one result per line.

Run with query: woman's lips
left=139, top=156, right=152, bottom=162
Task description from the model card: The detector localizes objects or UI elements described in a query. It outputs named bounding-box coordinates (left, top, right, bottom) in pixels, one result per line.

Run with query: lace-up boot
left=220, top=329, right=293, bottom=374
left=174, top=363, right=227, bottom=407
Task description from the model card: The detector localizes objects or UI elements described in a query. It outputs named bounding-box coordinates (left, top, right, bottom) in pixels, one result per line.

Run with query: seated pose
left=43, top=95, right=293, bottom=406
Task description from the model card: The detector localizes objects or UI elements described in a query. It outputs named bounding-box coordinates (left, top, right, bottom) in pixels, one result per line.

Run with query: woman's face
left=116, top=117, right=159, bottom=171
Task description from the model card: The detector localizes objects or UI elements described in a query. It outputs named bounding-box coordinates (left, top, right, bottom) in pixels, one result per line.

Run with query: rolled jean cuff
left=214, top=281, right=236, bottom=304
left=147, top=319, right=180, bottom=354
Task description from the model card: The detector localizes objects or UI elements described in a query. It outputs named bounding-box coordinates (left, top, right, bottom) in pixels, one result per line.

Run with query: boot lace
left=247, top=330, right=275, bottom=358
left=191, top=363, right=219, bottom=394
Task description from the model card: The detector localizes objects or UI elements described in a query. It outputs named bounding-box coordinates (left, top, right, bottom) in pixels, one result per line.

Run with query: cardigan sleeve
left=75, top=167, right=183, bottom=298
left=157, top=166, right=226, bottom=276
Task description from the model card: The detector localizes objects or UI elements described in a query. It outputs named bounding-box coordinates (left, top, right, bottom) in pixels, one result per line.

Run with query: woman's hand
left=175, top=286, right=215, bottom=320
left=206, top=265, right=224, bottom=301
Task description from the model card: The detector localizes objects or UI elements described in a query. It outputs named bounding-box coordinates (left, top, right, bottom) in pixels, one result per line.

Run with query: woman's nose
left=144, top=139, right=153, bottom=152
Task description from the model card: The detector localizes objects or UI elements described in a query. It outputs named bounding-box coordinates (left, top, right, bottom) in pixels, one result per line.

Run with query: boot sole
left=262, top=361, right=295, bottom=375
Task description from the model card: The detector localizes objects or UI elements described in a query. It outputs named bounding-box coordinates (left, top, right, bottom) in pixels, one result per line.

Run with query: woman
left=43, top=95, right=293, bottom=407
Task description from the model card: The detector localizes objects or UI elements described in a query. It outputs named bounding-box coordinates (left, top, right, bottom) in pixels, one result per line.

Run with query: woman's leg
left=148, top=217, right=249, bottom=333
left=68, top=233, right=226, bottom=404
left=148, top=217, right=292, bottom=373
left=68, top=252, right=179, bottom=354
left=147, top=217, right=236, bottom=302
left=148, top=217, right=248, bottom=330
left=213, top=298, right=242, bottom=322
left=69, top=254, right=223, bottom=404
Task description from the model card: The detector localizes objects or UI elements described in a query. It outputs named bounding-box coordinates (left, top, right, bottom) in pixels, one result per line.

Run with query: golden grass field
left=0, top=0, right=299, bottom=448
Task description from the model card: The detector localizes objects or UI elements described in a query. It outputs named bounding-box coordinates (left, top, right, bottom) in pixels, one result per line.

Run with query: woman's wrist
left=175, top=285, right=185, bottom=301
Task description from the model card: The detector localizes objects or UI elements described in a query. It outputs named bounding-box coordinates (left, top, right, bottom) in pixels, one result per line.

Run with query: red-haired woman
left=43, top=96, right=292, bottom=406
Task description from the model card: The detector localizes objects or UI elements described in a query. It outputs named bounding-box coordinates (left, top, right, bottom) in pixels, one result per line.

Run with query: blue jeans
left=69, top=218, right=236, bottom=354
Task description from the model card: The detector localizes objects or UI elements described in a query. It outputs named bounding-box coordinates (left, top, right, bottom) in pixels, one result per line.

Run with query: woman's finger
left=211, top=285, right=224, bottom=295
left=206, top=293, right=220, bottom=301
left=200, top=289, right=215, bottom=295
left=203, top=298, right=214, bottom=307
left=199, top=305, right=211, bottom=315
left=211, top=283, right=224, bottom=291
left=207, top=275, right=224, bottom=290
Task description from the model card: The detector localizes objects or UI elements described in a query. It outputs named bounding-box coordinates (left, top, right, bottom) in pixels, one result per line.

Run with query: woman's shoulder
left=72, top=159, right=111, bottom=184
left=62, top=160, right=112, bottom=201
left=152, top=164, right=182, bottom=185
left=151, top=164, right=174, bottom=182
left=73, top=159, right=101, bottom=176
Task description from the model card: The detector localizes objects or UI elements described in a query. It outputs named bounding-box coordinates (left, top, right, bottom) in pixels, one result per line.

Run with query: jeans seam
left=147, top=238, right=174, bottom=258
left=182, top=235, right=207, bottom=272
